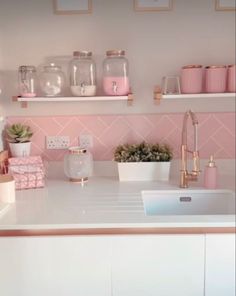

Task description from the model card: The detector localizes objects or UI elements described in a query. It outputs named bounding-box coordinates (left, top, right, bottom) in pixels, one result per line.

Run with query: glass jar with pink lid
left=103, top=50, right=130, bottom=96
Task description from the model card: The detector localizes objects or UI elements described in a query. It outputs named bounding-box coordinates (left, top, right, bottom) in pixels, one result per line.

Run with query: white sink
left=142, top=189, right=235, bottom=216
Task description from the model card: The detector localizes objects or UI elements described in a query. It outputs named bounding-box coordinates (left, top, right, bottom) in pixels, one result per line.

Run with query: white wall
left=0, top=29, right=4, bottom=98
left=0, top=30, right=5, bottom=150
left=0, top=0, right=235, bottom=116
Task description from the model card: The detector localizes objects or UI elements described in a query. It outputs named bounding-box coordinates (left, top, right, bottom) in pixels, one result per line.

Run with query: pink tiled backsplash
left=6, top=113, right=235, bottom=161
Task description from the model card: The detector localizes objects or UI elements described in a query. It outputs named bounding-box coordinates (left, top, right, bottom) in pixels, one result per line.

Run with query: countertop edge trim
left=0, top=227, right=235, bottom=237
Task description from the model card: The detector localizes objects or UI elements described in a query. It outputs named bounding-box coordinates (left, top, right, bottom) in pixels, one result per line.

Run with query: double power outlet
left=46, top=135, right=93, bottom=149
left=46, top=136, right=70, bottom=149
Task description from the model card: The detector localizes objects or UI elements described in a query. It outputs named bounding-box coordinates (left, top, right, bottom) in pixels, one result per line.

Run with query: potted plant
left=114, top=142, right=173, bottom=181
left=6, top=123, right=33, bottom=157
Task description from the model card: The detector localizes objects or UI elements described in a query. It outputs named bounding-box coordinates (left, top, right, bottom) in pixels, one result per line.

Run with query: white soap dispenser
left=204, top=155, right=218, bottom=189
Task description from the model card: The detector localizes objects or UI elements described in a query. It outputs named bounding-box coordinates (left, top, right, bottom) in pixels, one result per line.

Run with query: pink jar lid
left=182, top=65, right=202, bottom=69
left=68, top=146, right=87, bottom=154
left=205, top=65, right=227, bottom=69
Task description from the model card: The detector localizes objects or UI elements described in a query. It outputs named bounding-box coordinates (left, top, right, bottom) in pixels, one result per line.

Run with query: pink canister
left=227, top=64, right=236, bottom=93
left=205, top=65, right=227, bottom=93
left=180, top=65, right=203, bottom=94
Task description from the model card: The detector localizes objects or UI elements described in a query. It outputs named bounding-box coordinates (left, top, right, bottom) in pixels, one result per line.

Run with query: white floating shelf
left=162, top=93, right=236, bottom=99
left=153, top=89, right=236, bottom=104
left=13, top=94, right=133, bottom=108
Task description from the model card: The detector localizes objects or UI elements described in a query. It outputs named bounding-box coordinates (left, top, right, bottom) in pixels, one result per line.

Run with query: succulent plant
left=6, top=123, right=33, bottom=143
left=114, top=142, right=173, bottom=162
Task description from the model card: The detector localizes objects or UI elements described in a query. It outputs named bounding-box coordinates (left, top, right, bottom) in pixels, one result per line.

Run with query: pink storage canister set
left=180, top=64, right=236, bottom=94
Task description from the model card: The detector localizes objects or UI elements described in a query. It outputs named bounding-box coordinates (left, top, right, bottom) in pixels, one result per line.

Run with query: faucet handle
left=192, top=151, right=201, bottom=174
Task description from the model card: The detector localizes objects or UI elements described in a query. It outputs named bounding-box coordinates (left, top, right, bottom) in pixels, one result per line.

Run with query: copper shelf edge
left=0, top=227, right=235, bottom=237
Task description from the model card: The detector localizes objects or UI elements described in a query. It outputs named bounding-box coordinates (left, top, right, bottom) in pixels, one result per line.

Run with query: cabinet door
left=205, top=234, right=235, bottom=296
left=111, top=235, right=205, bottom=296
left=0, top=236, right=111, bottom=296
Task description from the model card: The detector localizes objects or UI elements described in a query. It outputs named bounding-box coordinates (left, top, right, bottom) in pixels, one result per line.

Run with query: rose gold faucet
left=180, top=110, right=200, bottom=188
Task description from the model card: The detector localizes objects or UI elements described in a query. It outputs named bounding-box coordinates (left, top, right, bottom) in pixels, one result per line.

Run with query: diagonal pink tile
left=58, top=118, right=84, bottom=141
left=28, top=117, right=62, bottom=136
left=212, top=127, right=235, bottom=158
left=77, top=115, right=107, bottom=136
left=99, top=115, right=120, bottom=127
left=198, top=115, right=221, bottom=147
left=99, top=117, right=130, bottom=148
left=200, top=138, right=222, bottom=158
left=144, top=114, right=163, bottom=128
left=53, top=116, right=76, bottom=128
left=146, top=115, right=177, bottom=143
left=6, top=112, right=235, bottom=161
left=214, top=113, right=236, bottom=136
left=124, top=115, right=153, bottom=138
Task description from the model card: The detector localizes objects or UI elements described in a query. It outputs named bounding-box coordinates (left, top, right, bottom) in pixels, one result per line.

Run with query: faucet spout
left=180, top=110, right=200, bottom=188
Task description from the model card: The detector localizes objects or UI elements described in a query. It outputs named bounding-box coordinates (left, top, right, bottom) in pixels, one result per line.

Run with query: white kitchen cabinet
left=1, top=233, right=234, bottom=296
left=111, top=235, right=205, bottom=296
left=0, top=236, right=112, bottom=296
left=205, top=234, right=235, bottom=296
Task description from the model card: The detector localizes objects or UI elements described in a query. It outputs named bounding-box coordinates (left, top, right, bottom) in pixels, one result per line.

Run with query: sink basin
left=142, top=189, right=235, bottom=216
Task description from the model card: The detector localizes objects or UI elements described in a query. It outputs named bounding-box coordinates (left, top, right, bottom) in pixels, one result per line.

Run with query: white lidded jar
left=103, top=50, right=130, bottom=96
left=64, top=147, right=93, bottom=183
left=69, top=51, right=97, bottom=96
left=18, top=65, right=37, bottom=97
left=39, top=63, right=66, bottom=96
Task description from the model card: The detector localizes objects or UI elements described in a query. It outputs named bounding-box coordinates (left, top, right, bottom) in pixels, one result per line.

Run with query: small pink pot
left=205, top=66, right=227, bottom=93
left=227, top=65, right=236, bottom=93
left=180, top=65, right=203, bottom=94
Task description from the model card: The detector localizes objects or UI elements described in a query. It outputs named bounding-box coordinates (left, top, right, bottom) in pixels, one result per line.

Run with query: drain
left=179, top=196, right=192, bottom=202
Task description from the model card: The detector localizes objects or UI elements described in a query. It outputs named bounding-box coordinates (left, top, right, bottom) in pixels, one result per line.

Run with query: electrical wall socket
left=79, top=134, right=93, bottom=148
left=46, top=136, right=70, bottom=149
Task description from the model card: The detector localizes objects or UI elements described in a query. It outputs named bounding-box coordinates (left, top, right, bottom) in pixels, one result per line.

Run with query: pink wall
left=6, top=112, right=235, bottom=161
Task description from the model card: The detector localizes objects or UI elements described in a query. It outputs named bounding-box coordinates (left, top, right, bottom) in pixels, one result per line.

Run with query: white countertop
left=0, top=160, right=235, bottom=234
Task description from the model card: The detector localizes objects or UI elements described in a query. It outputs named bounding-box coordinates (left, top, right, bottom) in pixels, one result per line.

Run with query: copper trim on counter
left=0, top=227, right=235, bottom=237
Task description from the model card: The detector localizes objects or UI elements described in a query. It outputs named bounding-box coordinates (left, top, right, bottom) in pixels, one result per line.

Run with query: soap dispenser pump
left=204, top=155, right=218, bottom=189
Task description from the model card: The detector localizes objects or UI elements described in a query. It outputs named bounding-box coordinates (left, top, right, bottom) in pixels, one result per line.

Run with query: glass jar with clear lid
left=39, top=63, right=66, bottom=96
left=69, top=51, right=96, bottom=96
left=18, top=65, right=37, bottom=97
left=103, top=50, right=129, bottom=96
left=64, top=147, right=93, bottom=183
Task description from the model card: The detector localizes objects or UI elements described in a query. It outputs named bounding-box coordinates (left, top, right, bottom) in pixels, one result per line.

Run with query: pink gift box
left=14, top=173, right=45, bottom=190
left=8, top=156, right=43, bottom=166
left=8, top=156, right=46, bottom=190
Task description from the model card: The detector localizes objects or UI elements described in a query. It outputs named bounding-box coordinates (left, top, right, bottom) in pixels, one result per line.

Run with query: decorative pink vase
left=205, top=66, right=227, bottom=93
left=180, top=65, right=203, bottom=94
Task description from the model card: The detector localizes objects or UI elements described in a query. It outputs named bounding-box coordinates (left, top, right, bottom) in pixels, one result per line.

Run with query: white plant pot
left=117, top=162, right=171, bottom=181
left=9, top=142, right=31, bottom=157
